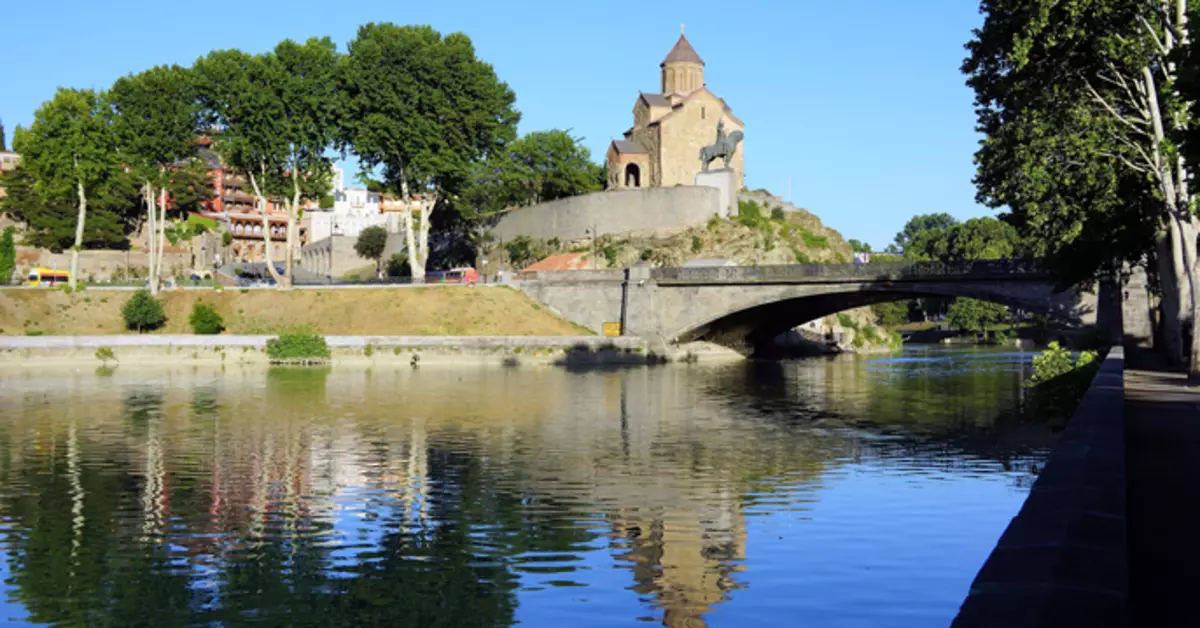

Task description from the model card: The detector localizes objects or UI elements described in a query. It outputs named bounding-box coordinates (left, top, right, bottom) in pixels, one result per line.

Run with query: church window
left=702, top=106, right=706, bottom=120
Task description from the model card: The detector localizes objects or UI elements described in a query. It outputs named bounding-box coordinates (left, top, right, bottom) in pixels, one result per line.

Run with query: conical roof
left=661, top=35, right=704, bottom=66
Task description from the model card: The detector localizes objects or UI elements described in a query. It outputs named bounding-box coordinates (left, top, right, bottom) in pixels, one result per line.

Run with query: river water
left=0, top=347, right=1053, bottom=627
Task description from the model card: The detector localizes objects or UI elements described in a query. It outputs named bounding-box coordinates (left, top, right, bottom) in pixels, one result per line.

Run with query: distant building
left=305, top=166, right=396, bottom=243
left=605, top=32, right=745, bottom=190
left=853, top=252, right=871, bottom=264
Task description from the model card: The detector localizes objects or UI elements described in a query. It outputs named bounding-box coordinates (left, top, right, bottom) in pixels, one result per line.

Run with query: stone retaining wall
left=953, top=347, right=1127, bottom=627
left=489, top=186, right=720, bottom=242
left=0, top=335, right=739, bottom=366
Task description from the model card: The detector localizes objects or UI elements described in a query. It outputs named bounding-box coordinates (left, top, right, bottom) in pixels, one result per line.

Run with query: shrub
left=639, top=248, right=654, bottom=261
left=836, top=313, right=858, bottom=330
left=691, top=235, right=703, bottom=253
left=793, top=247, right=812, bottom=264
left=121, top=290, right=165, bottom=332
left=95, top=346, right=116, bottom=365
left=602, top=244, right=619, bottom=268
left=386, top=254, right=410, bottom=278
left=0, top=227, right=15, bottom=285
left=188, top=303, right=224, bottom=334
left=800, top=229, right=828, bottom=248
left=266, top=332, right=331, bottom=365
left=770, top=206, right=786, bottom=221
left=1028, top=342, right=1103, bottom=420
left=707, top=215, right=722, bottom=232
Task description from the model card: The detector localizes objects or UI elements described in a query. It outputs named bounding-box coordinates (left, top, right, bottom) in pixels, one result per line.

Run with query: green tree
left=15, top=88, right=118, bottom=290
left=354, top=225, right=388, bottom=273
left=109, top=65, right=199, bottom=294
left=946, top=298, right=1009, bottom=336
left=905, top=217, right=1024, bottom=263
left=964, top=0, right=1192, bottom=371
left=893, top=213, right=957, bottom=253
left=121, top=289, right=165, bottom=332
left=0, top=165, right=135, bottom=251
left=341, top=23, right=519, bottom=280
left=462, top=130, right=602, bottom=217
left=0, top=226, right=15, bottom=284
left=848, top=239, right=872, bottom=253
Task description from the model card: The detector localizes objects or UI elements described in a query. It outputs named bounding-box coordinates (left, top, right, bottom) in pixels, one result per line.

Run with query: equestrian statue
left=699, top=121, right=743, bottom=171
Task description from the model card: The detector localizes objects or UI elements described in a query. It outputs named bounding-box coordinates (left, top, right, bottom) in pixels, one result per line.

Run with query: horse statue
left=699, top=122, right=744, bottom=171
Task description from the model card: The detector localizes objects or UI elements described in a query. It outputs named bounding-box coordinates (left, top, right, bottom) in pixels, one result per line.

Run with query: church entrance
left=624, top=163, right=641, bottom=188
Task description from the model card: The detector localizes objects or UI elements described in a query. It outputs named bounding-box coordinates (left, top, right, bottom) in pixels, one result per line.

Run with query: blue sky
left=0, top=0, right=990, bottom=248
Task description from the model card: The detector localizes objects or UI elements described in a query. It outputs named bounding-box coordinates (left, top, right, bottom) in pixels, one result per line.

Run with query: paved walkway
left=1125, top=348, right=1200, bottom=627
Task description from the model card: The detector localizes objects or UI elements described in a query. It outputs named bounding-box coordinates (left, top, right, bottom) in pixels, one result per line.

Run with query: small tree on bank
left=354, top=226, right=388, bottom=274
left=121, top=289, right=165, bottom=332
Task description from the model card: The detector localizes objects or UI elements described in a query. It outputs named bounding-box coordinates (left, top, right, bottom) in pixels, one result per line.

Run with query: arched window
left=625, top=163, right=641, bottom=188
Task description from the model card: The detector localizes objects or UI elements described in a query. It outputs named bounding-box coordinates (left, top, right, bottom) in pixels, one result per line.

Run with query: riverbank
left=0, top=334, right=742, bottom=366
left=0, top=286, right=590, bottom=336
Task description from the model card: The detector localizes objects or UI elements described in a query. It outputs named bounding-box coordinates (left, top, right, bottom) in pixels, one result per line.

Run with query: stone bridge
left=519, top=261, right=1122, bottom=353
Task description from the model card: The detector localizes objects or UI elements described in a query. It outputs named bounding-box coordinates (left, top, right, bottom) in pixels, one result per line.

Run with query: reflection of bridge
left=521, top=261, right=1121, bottom=353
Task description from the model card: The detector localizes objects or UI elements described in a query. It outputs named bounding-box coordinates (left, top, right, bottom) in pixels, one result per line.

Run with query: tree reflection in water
left=0, top=348, right=1052, bottom=626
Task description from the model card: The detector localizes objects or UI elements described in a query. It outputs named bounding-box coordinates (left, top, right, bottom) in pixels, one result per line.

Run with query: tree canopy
left=893, top=213, right=958, bottom=252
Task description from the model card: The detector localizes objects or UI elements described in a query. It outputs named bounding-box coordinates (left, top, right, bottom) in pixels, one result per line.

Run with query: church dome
left=661, top=34, right=704, bottom=66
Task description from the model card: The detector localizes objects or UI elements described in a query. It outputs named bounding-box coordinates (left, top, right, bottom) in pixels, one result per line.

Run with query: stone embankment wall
left=489, top=187, right=721, bottom=243
left=0, top=334, right=740, bottom=366
left=13, top=247, right=194, bottom=283
left=953, top=347, right=1127, bottom=627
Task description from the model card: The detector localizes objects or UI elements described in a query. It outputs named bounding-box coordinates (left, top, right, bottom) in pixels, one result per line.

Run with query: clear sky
left=0, top=0, right=991, bottom=249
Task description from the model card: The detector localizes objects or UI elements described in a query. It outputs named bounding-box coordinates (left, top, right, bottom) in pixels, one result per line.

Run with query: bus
left=425, top=268, right=479, bottom=285
left=26, top=268, right=71, bottom=287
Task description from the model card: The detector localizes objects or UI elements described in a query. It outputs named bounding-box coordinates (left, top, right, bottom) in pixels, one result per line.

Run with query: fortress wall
left=489, top=186, right=721, bottom=242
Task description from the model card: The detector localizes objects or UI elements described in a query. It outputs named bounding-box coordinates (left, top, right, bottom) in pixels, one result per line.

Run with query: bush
left=1027, top=342, right=1102, bottom=420
left=793, top=247, right=812, bottom=264
left=770, top=206, right=786, bottom=221
left=602, top=244, right=619, bottom=268
left=266, top=332, right=331, bottom=364
left=639, top=248, right=654, bottom=261
left=188, top=303, right=224, bottom=334
left=95, top=346, right=116, bottom=365
left=691, top=234, right=703, bottom=253
left=121, top=290, right=165, bottom=332
left=707, top=215, right=722, bottom=232
left=386, top=253, right=410, bottom=278
left=0, top=227, right=15, bottom=285
left=800, top=229, right=828, bottom=248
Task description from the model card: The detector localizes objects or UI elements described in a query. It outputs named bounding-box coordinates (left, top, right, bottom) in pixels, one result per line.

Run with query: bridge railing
left=651, top=259, right=1045, bottom=283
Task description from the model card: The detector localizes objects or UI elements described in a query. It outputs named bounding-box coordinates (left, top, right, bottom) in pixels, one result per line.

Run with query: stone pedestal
left=694, top=168, right=737, bottom=218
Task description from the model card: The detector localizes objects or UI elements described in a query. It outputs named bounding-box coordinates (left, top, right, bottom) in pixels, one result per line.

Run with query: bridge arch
left=659, top=281, right=1100, bottom=352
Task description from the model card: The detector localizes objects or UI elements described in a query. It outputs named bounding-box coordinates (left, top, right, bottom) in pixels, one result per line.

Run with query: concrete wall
left=12, top=246, right=194, bottom=284
left=299, top=233, right=407, bottom=279
left=489, top=186, right=721, bottom=242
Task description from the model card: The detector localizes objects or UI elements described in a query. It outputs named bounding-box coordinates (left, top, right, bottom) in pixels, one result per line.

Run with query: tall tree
left=893, top=213, right=958, bottom=252
left=14, top=88, right=117, bottom=289
left=965, top=0, right=1196, bottom=372
left=269, top=38, right=341, bottom=286
left=195, top=42, right=337, bottom=288
left=0, top=119, right=6, bottom=151
left=109, top=65, right=199, bottom=294
left=0, top=164, right=137, bottom=251
left=341, top=23, right=519, bottom=280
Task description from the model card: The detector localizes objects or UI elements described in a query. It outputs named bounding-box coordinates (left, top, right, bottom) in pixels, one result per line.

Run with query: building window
left=702, top=106, right=706, bottom=120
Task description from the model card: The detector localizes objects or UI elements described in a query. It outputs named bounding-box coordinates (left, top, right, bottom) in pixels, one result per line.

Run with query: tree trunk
left=156, top=186, right=168, bottom=288
left=249, top=167, right=284, bottom=286
left=145, top=182, right=158, bottom=294
left=402, top=207, right=421, bottom=281
left=69, top=168, right=86, bottom=291
left=417, top=198, right=435, bottom=278
left=281, top=165, right=301, bottom=290
left=1157, top=225, right=1185, bottom=362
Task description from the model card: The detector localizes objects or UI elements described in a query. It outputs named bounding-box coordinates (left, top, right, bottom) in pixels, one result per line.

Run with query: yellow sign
left=602, top=322, right=622, bottom=337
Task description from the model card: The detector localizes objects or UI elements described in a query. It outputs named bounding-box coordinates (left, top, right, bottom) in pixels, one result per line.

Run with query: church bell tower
left=660, top=30, right=705, bottom=96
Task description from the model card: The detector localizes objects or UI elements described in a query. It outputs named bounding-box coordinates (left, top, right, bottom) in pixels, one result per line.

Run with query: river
left=0, top=347, right=1054, bottom=627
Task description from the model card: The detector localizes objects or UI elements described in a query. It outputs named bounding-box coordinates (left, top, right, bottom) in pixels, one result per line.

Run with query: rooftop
left=661, top=34, right=704, bottom=66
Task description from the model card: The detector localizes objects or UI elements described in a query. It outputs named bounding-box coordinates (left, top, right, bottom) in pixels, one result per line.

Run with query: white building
left=305, top=166, right=397, bottom=243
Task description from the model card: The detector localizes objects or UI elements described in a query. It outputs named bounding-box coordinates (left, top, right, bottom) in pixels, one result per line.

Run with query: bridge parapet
left=651, top=259, right=1048, bottom=284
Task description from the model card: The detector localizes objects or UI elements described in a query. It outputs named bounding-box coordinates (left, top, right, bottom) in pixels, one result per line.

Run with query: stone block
left=694, top=168, right=737, bottom=218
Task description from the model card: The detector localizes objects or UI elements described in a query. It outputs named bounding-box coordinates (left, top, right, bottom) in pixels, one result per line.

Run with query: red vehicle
left=425, top=268, right=478, bottom=285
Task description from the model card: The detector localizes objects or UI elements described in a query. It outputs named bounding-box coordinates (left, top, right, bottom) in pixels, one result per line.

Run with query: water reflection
left=0, top=347, right=1050, bottom=626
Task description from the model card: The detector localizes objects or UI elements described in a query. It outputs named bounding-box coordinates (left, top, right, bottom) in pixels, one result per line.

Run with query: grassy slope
left=0, top=287, right=590, bottom=336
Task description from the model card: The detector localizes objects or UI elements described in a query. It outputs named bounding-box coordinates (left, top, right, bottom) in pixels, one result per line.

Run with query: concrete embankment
left=0, top=335, right=742, bottom=367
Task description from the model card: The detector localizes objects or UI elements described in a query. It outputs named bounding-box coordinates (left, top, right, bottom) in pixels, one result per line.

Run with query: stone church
left=606, top=33, right=745, bottom=191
